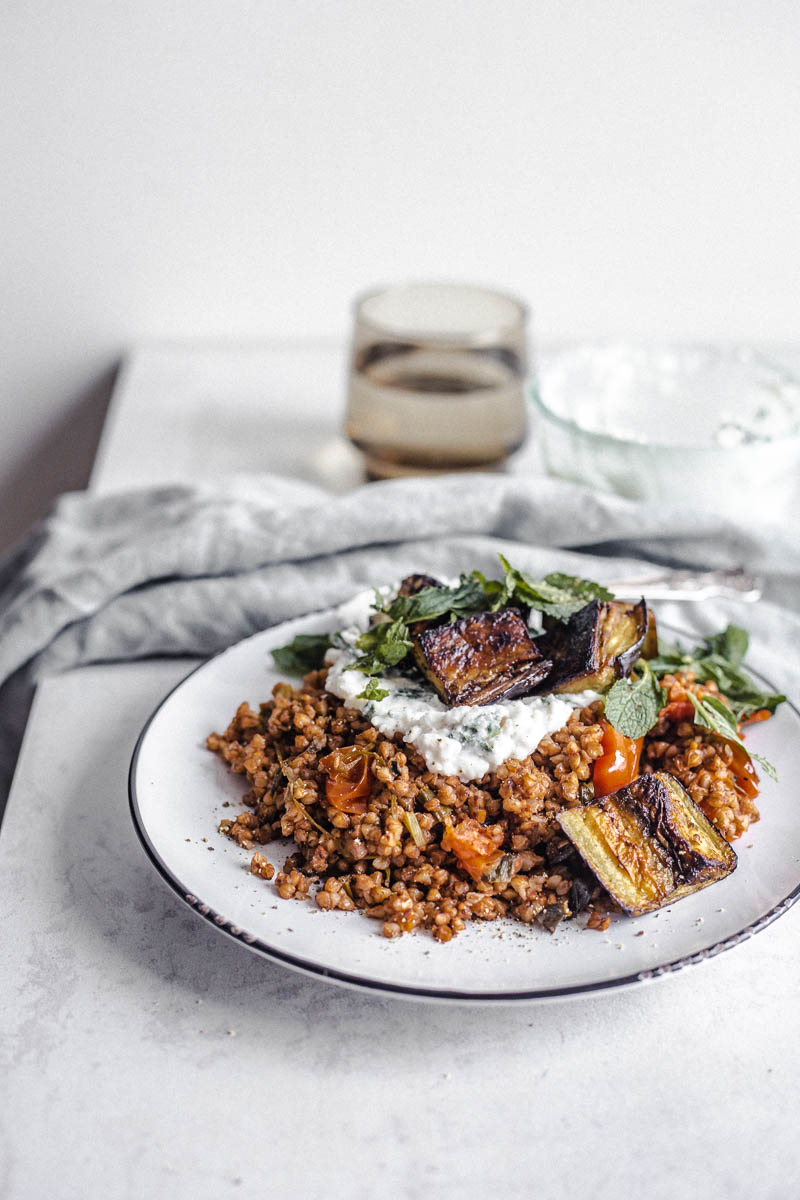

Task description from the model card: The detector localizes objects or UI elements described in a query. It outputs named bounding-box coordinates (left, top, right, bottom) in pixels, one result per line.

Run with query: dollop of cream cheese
left=324, top=586, right=599, bottom=784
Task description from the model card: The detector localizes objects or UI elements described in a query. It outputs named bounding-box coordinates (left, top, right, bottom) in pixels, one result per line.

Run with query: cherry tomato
left=660, top=701, right=695, bottom=722
left=593, top=722, right=643, bottom=798
left=319, top=745, right=372, bottom=814
left=441, top=818, right=504, bottom=882
left=740, top=709, right=771, bottom=727
left=729, top=741, right=760, bottom=799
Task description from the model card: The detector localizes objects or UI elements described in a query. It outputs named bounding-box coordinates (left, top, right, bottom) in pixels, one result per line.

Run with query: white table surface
left=3, top=343, right=800, bottom=1200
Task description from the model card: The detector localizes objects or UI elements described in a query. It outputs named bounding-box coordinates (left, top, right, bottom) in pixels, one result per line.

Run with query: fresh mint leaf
left=646, top=656, right=690, bottom=676
left=354, top=618, right=413, bottom=674
left=486, top=556, right=614, bottom=622
left=358, top=677, right=390, bottom=702
left=544, top=573, right=615, bottom=603
left=604, top=660, right=666, bottom=739
left=516, top=580, right=586, bottom=622
left=646, top=643, right=696, bottom=675
left=495, top=556, right=589, bottom=622
left=703, top=659, right=784, bottom=720
left=749, top=751, right=779, bottom=783
left=703, top=624, right=748, bottom=667
left=689, top=692, right=738, bottom=738
left=648, top=626, right=784, bottom=722
left=271, top=633, right=333, bottom=674
left=377, top=558, right=615, bottom=628
left=471, top=569, right=507, bottom=610
left=495, top=556, right=521, bottom=610
left=381, top=575, right=486, bottom=625
left=689, top=693, right=778, bottom=782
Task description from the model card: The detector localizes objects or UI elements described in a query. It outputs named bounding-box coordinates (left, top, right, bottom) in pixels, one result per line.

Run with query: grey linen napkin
left=1, top=472, right=798, bottom=811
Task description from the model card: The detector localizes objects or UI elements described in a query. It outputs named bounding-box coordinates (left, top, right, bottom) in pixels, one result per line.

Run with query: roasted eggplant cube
left=413, top=609, right=552, bottom=706
left=557, top=771, right=737, bottom=916
left=536, top=598, right=649, bottom=694
left=398, top=573, right=444, bottom=597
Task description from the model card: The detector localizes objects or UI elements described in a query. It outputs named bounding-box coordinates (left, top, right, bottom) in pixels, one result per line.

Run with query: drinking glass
left=345, top=282, right=529, bottom=478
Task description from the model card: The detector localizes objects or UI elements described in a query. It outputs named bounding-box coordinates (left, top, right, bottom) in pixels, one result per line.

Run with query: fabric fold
left=2, top=471, right=798, bottom=810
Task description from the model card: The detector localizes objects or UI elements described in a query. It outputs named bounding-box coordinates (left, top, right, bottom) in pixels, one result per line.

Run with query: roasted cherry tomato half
left=319, top=745, right=372, bottom=814
left=593, top=722, right=643, bottom=798
left=441, top=818, right=504, bottom=882
left=740, top=709, right=771, bottom=727
left=728, top=740, right=760, bottom=799
left=660, top=701, right=695, bottom=723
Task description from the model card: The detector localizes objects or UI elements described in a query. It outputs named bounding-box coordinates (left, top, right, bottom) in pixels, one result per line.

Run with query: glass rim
left=528, top=379, right=800, bottom=454
left=352, top=281, right=528, bottom=345
left=528, top=345, right=800, bottom=453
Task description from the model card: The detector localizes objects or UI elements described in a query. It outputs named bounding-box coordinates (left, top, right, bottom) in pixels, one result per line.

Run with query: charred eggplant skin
left=413, top=609, right=552, bottom=706
left=557, top=771, right=737, bottom=916
left=640, top=607, right=658, bottom=659
left=536, top=598, right=649, bottom=694
left=397, top=574, right=445, bottom=597
left=612, top=599, right=649, bottom=676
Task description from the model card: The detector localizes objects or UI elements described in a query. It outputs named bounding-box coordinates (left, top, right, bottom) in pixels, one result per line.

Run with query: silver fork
left=603, top=567, right=762, bottom=603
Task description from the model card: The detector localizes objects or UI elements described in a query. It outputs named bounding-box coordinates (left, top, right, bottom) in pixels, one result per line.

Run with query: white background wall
left=3, top=0, right=799, bottom=552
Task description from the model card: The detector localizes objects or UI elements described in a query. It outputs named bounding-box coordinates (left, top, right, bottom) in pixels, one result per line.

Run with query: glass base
left=363, top=453, right=510, bottom=480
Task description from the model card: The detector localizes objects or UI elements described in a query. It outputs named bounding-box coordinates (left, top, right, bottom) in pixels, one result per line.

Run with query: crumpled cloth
left=2, top=472, right=799, bottom=810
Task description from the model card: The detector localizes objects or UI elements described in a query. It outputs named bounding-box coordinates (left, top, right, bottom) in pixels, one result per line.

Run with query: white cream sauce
left=324, top=587, right=599, bottom=783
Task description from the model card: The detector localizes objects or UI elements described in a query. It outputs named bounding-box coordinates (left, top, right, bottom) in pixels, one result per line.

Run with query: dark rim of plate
left=127, top=616, right=800, bottom=1003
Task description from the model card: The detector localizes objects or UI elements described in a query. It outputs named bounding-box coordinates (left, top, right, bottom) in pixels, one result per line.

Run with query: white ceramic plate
left=129, top=608, right=800, bottom=1003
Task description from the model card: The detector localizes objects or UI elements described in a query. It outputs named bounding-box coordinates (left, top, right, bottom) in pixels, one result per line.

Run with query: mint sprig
left=271, top=633, right=333, bottom=674
left=649, top=624, right=785, bottom=722
left=488, top=556, right=614, bottom=622
left=380, top=575, right=486, bottom=625
left=543, top=573, right=615, bottom=604
left=703, top=624, right=749, bottom=668
left=357, top=677, right=390, bottom=702
left=354, top=619, right=413, bottom=675
left=689, top=693, right=778, bottom=782
left=604, top=661, right=666, bottom=739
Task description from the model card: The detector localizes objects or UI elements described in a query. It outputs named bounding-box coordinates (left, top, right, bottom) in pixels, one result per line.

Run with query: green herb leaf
left=689, top=693, right=778, bottom=782
left=271, top=633, right=333, bottom=674
left=695, top=655, right=785, bottom=721
left=381, top=575, right=487, bottom=625
left=494, top=556, right=592, bottom=622
left=544, top=573, right=615, bottom=603
left=357, top=677, right=390, bottom=702
left=645, top=647, right=696, bottom=675
left=648, top=626, right=785, bottom=722
left=689, top=692, right=739, bottom=739
left=354, top=618, right=413, bottom=675
left=480, top=556, right=616, bottom=623
left=703, top=624, right=748, bottom=667
left=471, top=569, right=509, bottom=611
left=749, top=752, right=779, bottom=783
left=604, top=661, right=666, bottom=739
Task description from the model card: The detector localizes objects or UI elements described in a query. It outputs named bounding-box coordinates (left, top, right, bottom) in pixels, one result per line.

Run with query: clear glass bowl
left=529, top=344, right=800, bottom=520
